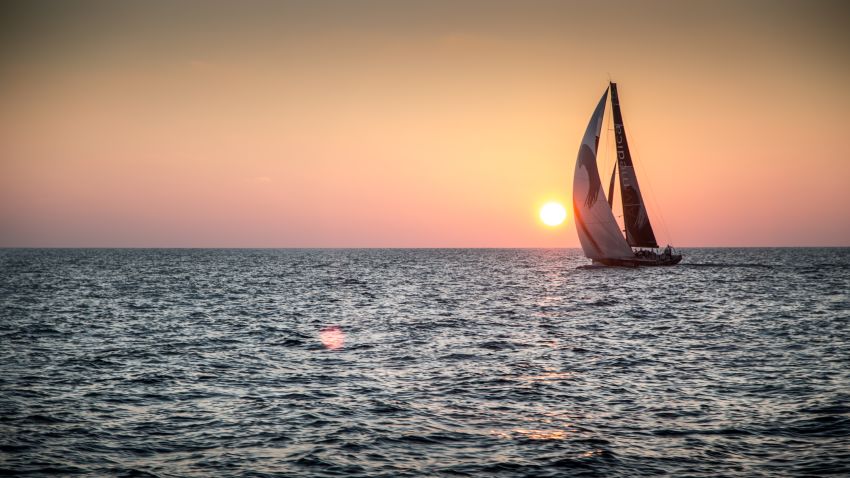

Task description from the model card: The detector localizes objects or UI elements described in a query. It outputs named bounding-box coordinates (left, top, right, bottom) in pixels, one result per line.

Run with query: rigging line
left=600, top=98, right=617, bottom=201
left=583, top=172, right=633, bottom=253
left=575, top=89, right=631, bottom=256
left=629, top=134, right=673, bottom=246
left=599, top=140, right=607, bottom=188
left=584, top=202, right=631, bottom=242
left=584, top=204, right=633, bottom=256
left=577, top=161, right=631, bottom=251
left=610, top=96, right=625, bottom=234
left=619, top=101, right=674, bottom=246
left=581, top=101, right=634, bottom=252
left=600, top=91, right=623, bottom=230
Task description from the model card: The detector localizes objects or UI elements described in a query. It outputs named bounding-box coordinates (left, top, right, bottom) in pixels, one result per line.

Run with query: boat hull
left=593, top=254, right=682, bottom=268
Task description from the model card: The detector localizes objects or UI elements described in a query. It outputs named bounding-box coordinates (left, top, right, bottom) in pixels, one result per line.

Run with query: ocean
left=1, top=248, right=848, bottom=476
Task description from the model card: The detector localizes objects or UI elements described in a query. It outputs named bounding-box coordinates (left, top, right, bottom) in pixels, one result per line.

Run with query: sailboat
left=573, top=82, right=682, bottom=267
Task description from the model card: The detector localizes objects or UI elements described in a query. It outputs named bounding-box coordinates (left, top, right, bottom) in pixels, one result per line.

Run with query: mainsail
left=572, top=89, right=635, bottom=261
left=610, top=82, right=658, bottom=248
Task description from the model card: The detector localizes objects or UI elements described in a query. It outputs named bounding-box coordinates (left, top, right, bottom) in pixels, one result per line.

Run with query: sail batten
left=609, top=82, right=658, bottom=248
left=572, top=88, right=634, bottom=261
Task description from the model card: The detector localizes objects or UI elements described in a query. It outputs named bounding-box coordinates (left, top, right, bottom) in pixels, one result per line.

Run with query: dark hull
left=593, top=254, right=682, bottom=268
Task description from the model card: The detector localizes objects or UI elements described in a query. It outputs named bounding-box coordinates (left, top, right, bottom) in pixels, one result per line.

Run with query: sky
left=2, top=0, right=849, bottom=247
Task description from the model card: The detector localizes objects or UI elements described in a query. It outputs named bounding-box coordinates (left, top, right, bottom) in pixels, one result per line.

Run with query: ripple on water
left=1, top=248, right=849, bottom=476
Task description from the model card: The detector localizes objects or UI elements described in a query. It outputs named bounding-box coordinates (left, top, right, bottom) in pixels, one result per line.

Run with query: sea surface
left=1, top=248, right=848, bottom=477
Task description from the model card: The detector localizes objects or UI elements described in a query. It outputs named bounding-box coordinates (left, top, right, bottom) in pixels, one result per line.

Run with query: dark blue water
left=1, top=248, right=849, bottom=476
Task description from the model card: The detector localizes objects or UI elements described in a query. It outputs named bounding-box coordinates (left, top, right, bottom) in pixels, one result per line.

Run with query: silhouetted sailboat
left=573, top=83, right=681, bottom=267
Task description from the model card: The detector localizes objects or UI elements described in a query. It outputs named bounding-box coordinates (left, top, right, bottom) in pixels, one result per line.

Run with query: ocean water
left=1, top=248, right=848, bottom=477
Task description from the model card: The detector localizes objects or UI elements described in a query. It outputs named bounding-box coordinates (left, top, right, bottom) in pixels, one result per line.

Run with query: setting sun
left=540, top=202, right=567, bottom=227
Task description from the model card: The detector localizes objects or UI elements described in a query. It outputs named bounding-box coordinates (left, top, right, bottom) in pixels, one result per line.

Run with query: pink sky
left=2, top=1, right=849, bottom=247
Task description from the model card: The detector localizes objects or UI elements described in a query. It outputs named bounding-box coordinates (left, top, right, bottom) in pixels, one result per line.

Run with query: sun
left=540, top=201, right=567, bottom=226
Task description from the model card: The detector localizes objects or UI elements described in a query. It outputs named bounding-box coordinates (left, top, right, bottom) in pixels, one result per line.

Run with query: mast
left=607, top=161, right=617, bottom=209
left=609, top=82, right=658, bottom=248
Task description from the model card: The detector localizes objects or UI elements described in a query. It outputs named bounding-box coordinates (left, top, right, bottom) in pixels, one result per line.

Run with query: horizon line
left=2, top=246, right=849, bottom=250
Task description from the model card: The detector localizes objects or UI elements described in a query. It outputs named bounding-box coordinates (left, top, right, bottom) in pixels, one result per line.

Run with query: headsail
left=572, top=88, right=634, bottom=261
left=610, top=82, right=658, bottom=248
left=607, top=161, right=617, bottom=209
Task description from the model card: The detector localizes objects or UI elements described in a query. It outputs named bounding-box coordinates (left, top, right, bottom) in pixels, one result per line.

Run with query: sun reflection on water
left=491, top=428, right=569, bottom=440
left=515, top=428, right=568, bottom=440
left=519, top=371, right=575, bottom=381
left=319, top=325, right=345, bottom=350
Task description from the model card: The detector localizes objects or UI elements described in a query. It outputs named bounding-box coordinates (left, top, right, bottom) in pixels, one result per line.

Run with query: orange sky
left=2, top=0, right=849, bottom=247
